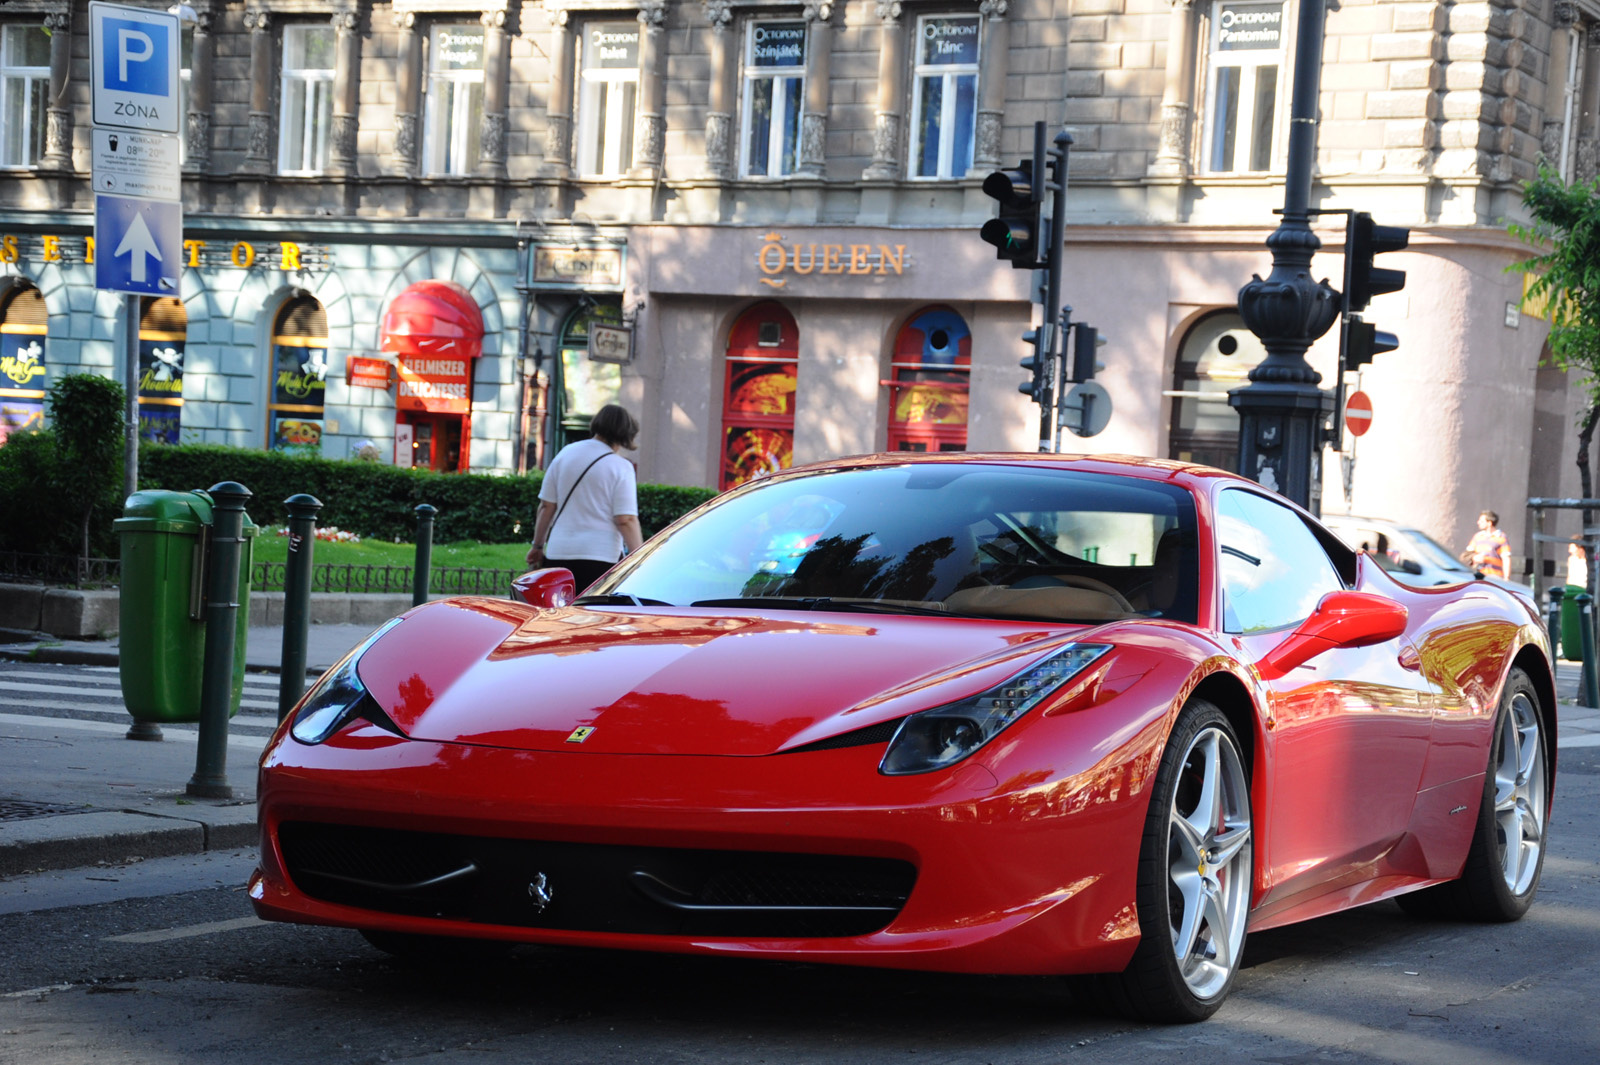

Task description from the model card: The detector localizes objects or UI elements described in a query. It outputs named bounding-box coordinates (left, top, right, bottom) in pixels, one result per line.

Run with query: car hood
left=354, top=597, right=1096, bottom=756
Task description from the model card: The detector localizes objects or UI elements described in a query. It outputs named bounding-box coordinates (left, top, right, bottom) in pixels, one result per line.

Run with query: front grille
left=279, top=822, right=916, bottom=938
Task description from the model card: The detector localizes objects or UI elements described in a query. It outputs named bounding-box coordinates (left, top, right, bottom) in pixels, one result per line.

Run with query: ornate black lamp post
left=1231, top=0, right=1338, bottom=512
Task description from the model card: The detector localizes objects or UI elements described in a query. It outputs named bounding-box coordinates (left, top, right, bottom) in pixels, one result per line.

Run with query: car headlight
left=290, top=618, right=405, bottom=745
left=879, top=643, right=1111, bottom=775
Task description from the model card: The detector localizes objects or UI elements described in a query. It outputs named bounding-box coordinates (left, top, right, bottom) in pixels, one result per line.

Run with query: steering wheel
left=1012, top=574, right=1136, bottom=614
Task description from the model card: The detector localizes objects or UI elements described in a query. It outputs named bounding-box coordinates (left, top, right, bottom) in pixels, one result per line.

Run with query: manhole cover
left=0, top=799, right=90, bottom=822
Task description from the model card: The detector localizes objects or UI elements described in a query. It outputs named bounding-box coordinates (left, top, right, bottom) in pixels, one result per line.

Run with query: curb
left=0, top=642, right=122, bottom=668
left=0, top=806, right=258, bottom=878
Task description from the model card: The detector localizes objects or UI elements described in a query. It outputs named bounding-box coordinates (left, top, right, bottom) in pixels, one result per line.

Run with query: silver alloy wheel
left=1167, top=725, right=1252, bottom=1001
left=1496, top=690, right=1547, bottom=896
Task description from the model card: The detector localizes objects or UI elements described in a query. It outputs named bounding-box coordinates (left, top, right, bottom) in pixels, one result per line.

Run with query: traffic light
left=980, top=162, right=1045, bottom=269
left=1019, top=325, right=1048, bottom=399
left=1342, top=318, right=1398, bottom=371
left=1344, top=212, right=1409, bottom=312
left=1070, top=324, right=1105, bottom=384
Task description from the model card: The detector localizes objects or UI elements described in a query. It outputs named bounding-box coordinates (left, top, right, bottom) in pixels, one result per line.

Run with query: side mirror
left=1400, top=559, right=1423, bottom=575
left=511, top=568, right=577, bottom=609
left=1257, top=590, right=1408, bottom=681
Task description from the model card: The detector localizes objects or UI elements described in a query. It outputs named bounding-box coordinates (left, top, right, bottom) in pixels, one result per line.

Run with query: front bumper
left=250, top=714, right=1158, bottom=976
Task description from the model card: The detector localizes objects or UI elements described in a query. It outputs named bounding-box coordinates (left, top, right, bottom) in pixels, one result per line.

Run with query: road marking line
left=0, top=681, right=279, bottom=711
left=0, top=712, right=271, bottom=750
left=0, top=698, right=277, bottom=727
left=104, top=916, right=265, bottom=943
left=1558, top=734, right=1600, bottom=749
left=5, top=669, right=280, bottom=690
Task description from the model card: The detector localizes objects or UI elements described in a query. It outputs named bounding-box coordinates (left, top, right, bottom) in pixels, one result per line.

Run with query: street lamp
left=1231, top=0, right=1338, bottom=511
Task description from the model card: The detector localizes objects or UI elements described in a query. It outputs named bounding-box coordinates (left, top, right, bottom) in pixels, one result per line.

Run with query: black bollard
left=278, top=493, right=323, bottom=721
left=1579, top=593, right=1599, bottom=710
left=1547, top=586, right=1565, bottom=655
left=188, top=481, right=251, bottom=799
left=413, top=503, right=437, bottom=606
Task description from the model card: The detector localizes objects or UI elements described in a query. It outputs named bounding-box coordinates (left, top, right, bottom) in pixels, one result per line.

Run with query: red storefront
left=380, top=280, right=484, bottom=473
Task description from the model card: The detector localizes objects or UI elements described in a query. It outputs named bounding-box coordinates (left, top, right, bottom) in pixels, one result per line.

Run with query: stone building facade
left=0, top=0, right=1592, bottom=556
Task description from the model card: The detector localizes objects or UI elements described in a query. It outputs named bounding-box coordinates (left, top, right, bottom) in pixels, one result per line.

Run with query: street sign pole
left=89, top=1, right=183, bottom=500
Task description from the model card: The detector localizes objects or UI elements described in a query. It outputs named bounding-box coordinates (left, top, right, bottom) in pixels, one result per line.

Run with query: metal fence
left=249, top=560, right=523, bottom=597
left=0, top=552, right=120, bottom=588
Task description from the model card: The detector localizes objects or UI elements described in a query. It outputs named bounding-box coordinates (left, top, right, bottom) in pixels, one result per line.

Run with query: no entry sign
left=1345, top=390, right=1374, bottom=437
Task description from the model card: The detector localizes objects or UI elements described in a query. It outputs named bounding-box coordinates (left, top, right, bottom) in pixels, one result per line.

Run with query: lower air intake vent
left=279, top=822, right=916, bottom=938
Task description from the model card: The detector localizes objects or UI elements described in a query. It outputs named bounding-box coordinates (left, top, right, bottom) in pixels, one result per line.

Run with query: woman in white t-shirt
left=525, top=404, right=644, bottom=591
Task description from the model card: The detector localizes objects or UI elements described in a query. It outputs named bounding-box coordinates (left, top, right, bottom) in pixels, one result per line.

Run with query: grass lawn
left=252, top=529, right=530, bottom=573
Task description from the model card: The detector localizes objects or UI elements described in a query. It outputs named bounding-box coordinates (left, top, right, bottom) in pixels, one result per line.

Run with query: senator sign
left=90, top=2, right=181, bottom=134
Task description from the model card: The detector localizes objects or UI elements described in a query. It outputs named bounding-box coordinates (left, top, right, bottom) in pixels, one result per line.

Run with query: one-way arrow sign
left=95, top=193, right=181, bottom=295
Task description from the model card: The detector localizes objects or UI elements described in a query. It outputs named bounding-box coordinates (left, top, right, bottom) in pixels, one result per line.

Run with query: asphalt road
left=1, top=746, right=1597, bottom=1064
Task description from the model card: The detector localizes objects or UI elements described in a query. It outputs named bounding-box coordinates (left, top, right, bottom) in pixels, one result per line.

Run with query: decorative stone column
left=545, top=7, right=575, bottom=177
left=863, top=1, right=906, bottom=180
left=392, top=11, right=421, bottom=176
left=185, top=5, right=215, bottom=173
left=797, top=1, right=834, bottom=177
left=1579, top=23, right=1600, bottom=184
left=241, top=7, right=275, bottom=174
left=1149, top=0, right=1198, bottom=178
left=478, top=8, right=510, bottom=178
left=631, top=0, right=668, bottom=177
left=702, top=0, right=735, bottom=179
left=329, top=7, right=361, bottom=177
left=40, top=9, right=73, bottom=171
left=972, top=0, right=1008, bottom=172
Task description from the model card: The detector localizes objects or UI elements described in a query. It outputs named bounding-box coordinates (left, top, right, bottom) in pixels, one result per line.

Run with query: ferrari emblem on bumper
left=566, top=726, right=595, bottom=743
left=527, top=873, right=554, bottom=912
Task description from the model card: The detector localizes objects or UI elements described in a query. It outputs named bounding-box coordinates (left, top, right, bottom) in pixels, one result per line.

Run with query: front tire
left=1075, top=698, right=1253, bottom=1023
left=1398, top=667, right=1548, bottom=921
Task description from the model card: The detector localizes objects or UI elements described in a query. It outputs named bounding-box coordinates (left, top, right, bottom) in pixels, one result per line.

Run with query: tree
left=46, top=374, right=126, bottom=570
left=1510, top=166, right=1600, bottom=503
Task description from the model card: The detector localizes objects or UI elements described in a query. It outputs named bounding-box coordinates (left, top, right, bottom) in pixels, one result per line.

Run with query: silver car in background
left=1321, top=514, right=1477, bottom=587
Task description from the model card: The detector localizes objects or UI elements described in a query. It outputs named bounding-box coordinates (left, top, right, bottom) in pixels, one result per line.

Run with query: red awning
left=379, top=280, right=484, bottom=359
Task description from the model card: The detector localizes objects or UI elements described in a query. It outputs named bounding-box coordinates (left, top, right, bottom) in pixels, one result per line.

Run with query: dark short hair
left=590, top=403, right=639, bottom=449
left=1480, top=510, right=1499, bottom=525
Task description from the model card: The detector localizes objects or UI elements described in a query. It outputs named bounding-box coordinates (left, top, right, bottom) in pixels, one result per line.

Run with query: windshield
left=596, top=464, right=1200, bottom=623
left=1401, top=528, right=1470, bottom=573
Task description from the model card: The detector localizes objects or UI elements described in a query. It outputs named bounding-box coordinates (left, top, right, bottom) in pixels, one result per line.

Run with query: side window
left=1215, top=488, right=1343, bottom=633
left=423, top=23, right=485, bottom=176
left=279, top=24, right=335, bottom=175
left=1201, top=0, right=1286, bottom=174
left=578, top=20, right=640, bottom=177
left=741, top=20, right=805, bottom=177
left=0, top=24, right=49, bottom=168
left=909, top=14, right=979, bottom=179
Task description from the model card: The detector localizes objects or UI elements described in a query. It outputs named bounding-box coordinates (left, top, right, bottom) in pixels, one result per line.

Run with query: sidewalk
left=2, top=633, right=1598, bottom=880
left=0, top=621, right=377, bottom=877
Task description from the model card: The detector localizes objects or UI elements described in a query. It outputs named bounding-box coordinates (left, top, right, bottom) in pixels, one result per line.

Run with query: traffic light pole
left=1232, top=0, right=1337, bottom=512
left=1037, top=130, right=1071, bottom=452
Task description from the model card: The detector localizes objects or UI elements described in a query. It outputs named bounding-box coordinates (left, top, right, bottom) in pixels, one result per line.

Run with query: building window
left=0, top=25, right=49, bottom=169
left=888, top=306, right=969, bottom=452
left=1202, top=0, right=1286, bottom=174
left=741, top=20, right=805, bottom=177
left=423, top=23, right=485, bottom=176
left=268, top=296, right=328, bottom=454
left=1166, top=311, right=1266, bottom=472
left=578, top=20, right=639, bottom=177
left=0, top=284, right=47, bottom=445
left=278, top=24, right=335, bottom=174
left=910, top=13, right=979, bottom=180
left=722, top=302, right=798, bottom=490
left=138, top=298, right=186, bottom=445
left=554, top=302, right=624, bottom=453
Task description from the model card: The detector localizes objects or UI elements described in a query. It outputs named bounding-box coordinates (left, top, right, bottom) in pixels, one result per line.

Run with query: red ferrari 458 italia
left=250, top=455, right=1554, bottom=1023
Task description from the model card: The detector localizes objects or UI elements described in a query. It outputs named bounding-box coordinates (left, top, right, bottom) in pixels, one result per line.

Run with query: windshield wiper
left=689, top=596, right=833, bottom=610
left=824, top=600, right=949, bottom=617
left=573, top=593, right=673, bottom=607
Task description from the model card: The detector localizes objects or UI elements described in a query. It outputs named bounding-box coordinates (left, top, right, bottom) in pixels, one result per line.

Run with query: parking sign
left=90, top=2, right=180, bottom=134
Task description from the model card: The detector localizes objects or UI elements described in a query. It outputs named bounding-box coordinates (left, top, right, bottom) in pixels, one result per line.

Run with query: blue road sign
left=95, top=194, right=181, bottom=295
left=89, top=2, right=181, bottom=134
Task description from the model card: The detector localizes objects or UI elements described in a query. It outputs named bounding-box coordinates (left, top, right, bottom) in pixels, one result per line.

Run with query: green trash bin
left=115, top=489, right=257, bottom=724
left=1561, top=585, right=1585, bottom=661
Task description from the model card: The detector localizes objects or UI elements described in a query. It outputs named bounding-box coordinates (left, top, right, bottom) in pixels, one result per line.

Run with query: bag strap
left=547, top=450, right=614, bottom=543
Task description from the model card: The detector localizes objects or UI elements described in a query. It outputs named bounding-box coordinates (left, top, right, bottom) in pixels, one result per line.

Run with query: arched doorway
left=1167, top=311, right=1267, bottom=473
left=721, top=300, right=798, bottom=489
left=138, top=297, right=186, bottom=444
left=0, top=284, right=47, bottom=445
left=269, top=294, right=329, bottom=454
left=382, top=280, right=483, bottom=472
left=888, top=305, right=970, bottom=452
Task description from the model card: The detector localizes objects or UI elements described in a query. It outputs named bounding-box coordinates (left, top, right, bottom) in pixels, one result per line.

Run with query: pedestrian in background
left=525, top=404, right=644, bottom=592
left=1462, top=509, right=1512, bottom=580
left=1569, top=539, right=1588, bottom=590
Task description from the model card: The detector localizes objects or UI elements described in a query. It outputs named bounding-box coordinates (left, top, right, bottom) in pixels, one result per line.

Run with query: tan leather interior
left=944, top=584, right=1131, bottom=620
